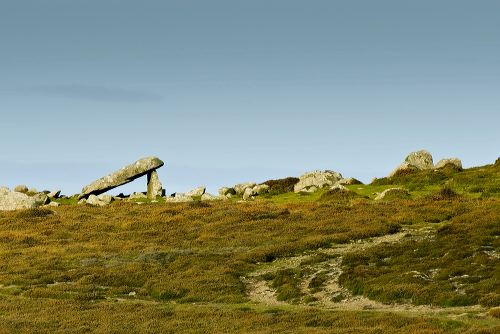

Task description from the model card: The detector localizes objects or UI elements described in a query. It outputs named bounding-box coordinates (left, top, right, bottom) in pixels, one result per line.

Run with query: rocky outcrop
left=405, top=150, right=434, bottom=170
left=389, top=150, right=434, bottom=177
left=218, top=187, right=236, bottom=197
left=294, top=170, right=343, bottom=193
left=375, top=188, right=410, bottom=201
left=79, top=157, right=164, bottom=199
left=253, top=184, right=270, bottom=195
left=87, top=194, right=114, bottom=206
left=0, top=187, right=39, bottom=211
left=435, top=158, right=462, bottom=170
left=243, top=187, right=257, bottom=200
left=234, top=182, right=256, bottom=195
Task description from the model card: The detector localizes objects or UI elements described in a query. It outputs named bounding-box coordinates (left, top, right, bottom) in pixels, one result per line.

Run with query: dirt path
left=240, top=228, right=488, bottom=317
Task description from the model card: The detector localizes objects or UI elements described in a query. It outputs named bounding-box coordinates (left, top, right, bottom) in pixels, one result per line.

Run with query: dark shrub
left=431, top=187, right=460, bottom=200
left=263, top=177, right=299, bottom=195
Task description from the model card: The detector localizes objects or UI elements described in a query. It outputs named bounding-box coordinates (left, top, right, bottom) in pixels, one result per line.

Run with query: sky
left=1, top=0, right=499, bottom=196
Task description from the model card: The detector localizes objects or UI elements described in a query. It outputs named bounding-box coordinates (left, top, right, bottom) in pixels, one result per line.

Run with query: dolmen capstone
left=79, top=156, right=164, bottom=200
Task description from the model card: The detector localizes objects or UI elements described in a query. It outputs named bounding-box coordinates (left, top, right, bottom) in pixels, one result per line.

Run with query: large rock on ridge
left=0, top=187, right=39, bottom=211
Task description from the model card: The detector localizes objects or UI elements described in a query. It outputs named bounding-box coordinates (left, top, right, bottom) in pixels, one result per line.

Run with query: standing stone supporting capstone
left=79, top=157, right=164, bottom=199
left=147, top=170, right=163, bottom=199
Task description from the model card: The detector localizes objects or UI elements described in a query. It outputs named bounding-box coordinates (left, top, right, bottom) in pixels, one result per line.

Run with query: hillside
left=0, top=160, right=499, bottom=333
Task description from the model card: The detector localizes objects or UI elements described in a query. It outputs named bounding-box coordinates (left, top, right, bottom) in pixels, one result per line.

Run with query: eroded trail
left=240, top=227, right=487, bottom=317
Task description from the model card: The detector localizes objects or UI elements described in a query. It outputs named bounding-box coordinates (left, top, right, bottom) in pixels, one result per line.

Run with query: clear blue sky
left=1, top=0, right=499, bottom=195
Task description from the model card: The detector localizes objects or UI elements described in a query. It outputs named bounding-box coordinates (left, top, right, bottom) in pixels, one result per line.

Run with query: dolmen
left=79, top=156, right=164, bottom=200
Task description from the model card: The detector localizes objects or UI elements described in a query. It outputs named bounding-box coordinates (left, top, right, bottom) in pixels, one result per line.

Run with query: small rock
left=234, top=182, right=257, bottom=195
left=185, top=186, right=206, bottom=197
left=201, top=193, right=221, bottom=201
left=337, top=178, right=363, bottom=185
left=77, top=198, right=87, bottom=205
left=47, top=190, right=61, bottom=199
left=165, top=195, right=194, bottom=203
left=45, top=202, right=60, bottom=207
left=435, top=158, right=462, bottom=170
left=218, top=187, right=236, bottom=196
left=129, top=192, right=147, bottom=200
left=389, top=162, right=419, bottom=177
left=330, top=184, right=350, bottom=192
left=375, top=188, right=410, bottom=201
left=253, top=184, right=270, bottom=195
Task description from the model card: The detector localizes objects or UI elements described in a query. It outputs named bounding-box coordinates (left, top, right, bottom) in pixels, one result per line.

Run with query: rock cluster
left=294, top=170, right=343, bottom=193
left=218, top=183, right=270, bottom=201
left=389, top=150, right=463, bottom=177
left=0, top=186, right=61, bottom=211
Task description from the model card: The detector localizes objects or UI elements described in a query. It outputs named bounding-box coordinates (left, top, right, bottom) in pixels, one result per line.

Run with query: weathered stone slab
left=79, top=157, right=164, bottom=199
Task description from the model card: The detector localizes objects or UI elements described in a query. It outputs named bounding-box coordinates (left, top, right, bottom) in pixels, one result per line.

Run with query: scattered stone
left=389, top=162, right=419, bottom=177
left=14, top=185, right=29, bottom=193
left=435, top=158, right=463, bottom=170
left=185, top=186, right=206, bottom=197
left=404, top=150, right=434, bottom=170
left=201, top=193, right=221, bottom=201
left=79, top=156, right=164, bottom=199
left=330, top=184, right=350, bottom=192
left=147, top=170, right=163, bottom=199
left=218, top=187, right=236, bottom=196
left=47, top=190, right=61, bottom=199
left=375, top=188, right=410, bottom=201
left=33, top=193, right=50, bottom=206
left=87, top=194, right=114, bottom=206
left=165, top=195, right=194, bottom=203
left=45, top=201, right=60, bottom=207
left=234, top=182, right=257, bottom=195
left=337, top=178, right=363, bottom=185
left=0, top=187, right=39, bottom=211
left=77, top=198, right=87, bottom=205
left=294, top=170, right=343, bottom=193
left=243, top=187, right=257, bottom=200
left=129, top=192, right=147, bottom=200
left=253, top=184, right=270, bottom=195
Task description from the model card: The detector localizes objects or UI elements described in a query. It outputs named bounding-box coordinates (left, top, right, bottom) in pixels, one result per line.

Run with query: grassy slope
left=0, top=162, right=499, bottom=333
